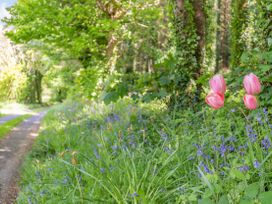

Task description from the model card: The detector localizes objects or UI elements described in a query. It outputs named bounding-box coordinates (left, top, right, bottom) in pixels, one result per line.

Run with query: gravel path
left=0, top=112, right=46, bottom=204
left=0, top=115, right=21, bottom=125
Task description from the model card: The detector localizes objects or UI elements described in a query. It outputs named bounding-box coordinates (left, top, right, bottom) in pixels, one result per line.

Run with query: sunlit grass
left=0, top=102, right=46, bottom=115
left=0, top=115, right=31, bottom=140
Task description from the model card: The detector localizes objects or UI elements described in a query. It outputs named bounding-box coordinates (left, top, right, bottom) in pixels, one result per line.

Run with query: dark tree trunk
left=215, top=0, right=221, bottom=73
left=34, top=70, right=43, bottom=104
left=192, top=0, right=205, bottom=102
left=192, top=0, right=205, bottom=75
left=220, top=0, right=231, bottom=70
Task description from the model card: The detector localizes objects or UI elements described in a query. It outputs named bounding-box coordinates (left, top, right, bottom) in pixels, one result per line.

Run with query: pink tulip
left=243, top=94, right=258, bottom=110
left=243, top=73, right=261, bottom=95
left=209, top=74, right=226, bottom=95
left=205, top=92, right=224, bottom=109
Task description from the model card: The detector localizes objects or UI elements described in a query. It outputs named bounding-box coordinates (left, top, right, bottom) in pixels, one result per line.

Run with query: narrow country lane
left=0, top=112, right=46, bottom=204
left=0, top=115, right=21, bottom=125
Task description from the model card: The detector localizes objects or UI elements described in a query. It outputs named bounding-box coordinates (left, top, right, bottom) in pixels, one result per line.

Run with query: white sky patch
left=0, top=3, right=10, bottom=19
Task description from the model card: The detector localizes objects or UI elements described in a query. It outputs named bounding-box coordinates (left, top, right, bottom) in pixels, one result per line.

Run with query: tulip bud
left=243, top=73, right=261, bottom=95
left=209, top=74, right=227, bottom=95
left=243, top=94, right=258, bottom=110
left=205, top=92, right=224, bottom=109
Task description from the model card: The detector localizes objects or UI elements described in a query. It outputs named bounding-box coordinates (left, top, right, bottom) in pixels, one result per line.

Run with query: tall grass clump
left=16, top=99, right=272, bottom=203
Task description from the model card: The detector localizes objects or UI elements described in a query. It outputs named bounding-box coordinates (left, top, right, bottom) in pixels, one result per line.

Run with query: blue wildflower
left=93, top=148, right=100, bottom=159
left=111, top=145, right=118, bottom=151
left=200, top=161, right=212, bottom=174
left=263, top=108, right=268, bottom=115
left=100, top=168, right=106, bottom=173
left=28, top=198, right=33, bottom=204
left=113, top=114, right=120, bottom=121
left=194, top=144, right=204, bottom=157
left=188, top=156, right=194, bottom=160
left=159, top=131, right=168, bottom=141
left=220, top=171, right=225, bottom=176
left=228, top=136, right=237, bottom=142
left=253, top=160, right=260, bottom=169
left=219, top=144, right=227, bottom=157
left=129, top=192, right=139, bottom=197
left=262, top=136, right=271, bottom=150
left=246, top=125, right=257, bottom=143
left=62, top=177, right=69, bottom=185
left=256, top=112, right=263, bottom=125
left=164, top=147, right=173, bottom=154
left=228, top=145, right=235, bottom=152
left=238, top=165, right=249, bottom=172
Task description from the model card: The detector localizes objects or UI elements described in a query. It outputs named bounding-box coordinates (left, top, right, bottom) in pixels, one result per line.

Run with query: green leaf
left=244, top=182, right=259, bottom=199
left=258, top=191, right=272, bottom=204
left=239, top=198, right=254, bottom=204
left=218, top=195, right=229, bottom=204
left=198, top=198, right=215, bottom=204
left=230, top=169, right=246, bottom=180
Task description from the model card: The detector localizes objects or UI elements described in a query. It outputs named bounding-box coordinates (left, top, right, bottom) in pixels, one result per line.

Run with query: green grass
left=0, top=115, right=31, bottom=140
left=16, top=99, right=272, bottom=203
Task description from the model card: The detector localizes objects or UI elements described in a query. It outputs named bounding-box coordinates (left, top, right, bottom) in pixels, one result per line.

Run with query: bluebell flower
left=159, top=131, right=168, bottom=141
left=256, top=112, right=263, bottom=125
left=219, top=144, right=227, bottom=157
left=228, top=145, right=235, bottom=152
left=194, top=144, right=204, bottom=157
left=113, top=114, right=120, bottom=121
left=262, top=136, right=271, bottom=150
left=240, top=151, right=246, bottom=156
left=238, top=144, right=248, bottom=150
left=62, top=177, right=69, bottom=185
left=238, top=165, right=249, bottom=172
left=212, top=145, right=218, bottom=152
left=93, top=148, right=100, bottom=159
left=253, top=160, right=260, bottom=169
left=129, top=192, right=139, bottom=197
left=246, top=125, right=257, bottom=143
left=200, top=161, right=212, bottom=174
left=188, top=155, right=194, bottom=160
left=40, top=190, right=47, bottom=196
left=163, top=147, right=173, bottom=154
left=220, top=171, right=225, bottom=176
left=111, top=145, right=118, bottom=151
left=221, top=136, right=225, bottom=142
left=228, top=136, right=237, bottom=142
left=35, top=171, right=42, bottom=179
left=100, top=168, right=106, bottom=173
left=28, top=198, right=33, bottom=204
left=263, top=108, right=268, bottom=115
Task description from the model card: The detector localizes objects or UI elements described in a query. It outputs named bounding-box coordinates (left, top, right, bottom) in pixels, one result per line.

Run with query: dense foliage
left=1, top=0, right=270, bottom=106
left=0, top=0, right=271, bottom=203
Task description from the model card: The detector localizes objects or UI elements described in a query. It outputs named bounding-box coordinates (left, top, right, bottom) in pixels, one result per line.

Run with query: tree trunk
left=192, top=0, right=205, bottom=102
left=230, top=0, right=247, bottom=68
left=220, top=0, right=231, bottom=70
left=215, top=0, right=221, bottom=73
